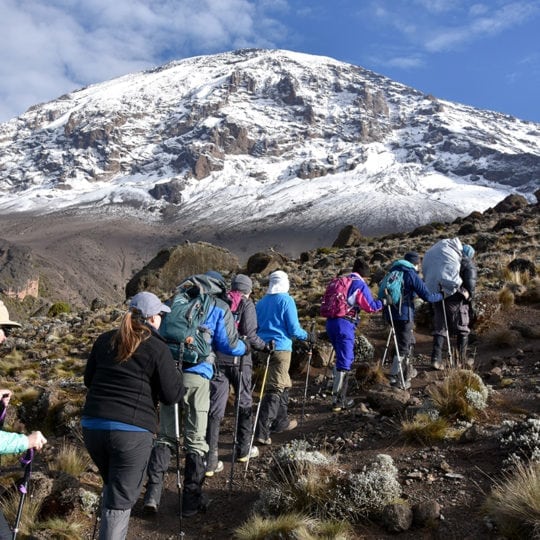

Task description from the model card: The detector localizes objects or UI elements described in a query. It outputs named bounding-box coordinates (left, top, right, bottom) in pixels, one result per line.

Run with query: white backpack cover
left=422, top=238, right=463, bottom=296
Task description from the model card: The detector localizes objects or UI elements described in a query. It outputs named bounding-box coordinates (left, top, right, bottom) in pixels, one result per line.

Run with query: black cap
left=404, top=251, right=420, bottom=265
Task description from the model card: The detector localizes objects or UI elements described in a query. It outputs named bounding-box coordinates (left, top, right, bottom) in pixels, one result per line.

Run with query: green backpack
left=160, top=274, right=222, bottom=364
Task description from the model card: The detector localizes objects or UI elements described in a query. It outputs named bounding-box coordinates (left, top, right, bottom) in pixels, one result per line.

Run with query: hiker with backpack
left=142, top=272, right=247, bottom=518
left=321, top=259, right=385, bottom=411
left=206, top=274, right=270, bottom=478
left=253, top=270, right=314, bottom=445
left=381, top=252, right=443, bottom=389
left=422, top=240, right=477, bottom=369
left=0, top=304, right=48, bottom=540
left=81, top=291, right=184, bottom=540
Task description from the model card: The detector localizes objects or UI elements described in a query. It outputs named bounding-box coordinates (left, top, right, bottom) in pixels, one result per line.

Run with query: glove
left=264, top=340, right=275, bottom=353
left=383, top=292, right=393, bottom=306
left=240, top=339, right=251, bottom=355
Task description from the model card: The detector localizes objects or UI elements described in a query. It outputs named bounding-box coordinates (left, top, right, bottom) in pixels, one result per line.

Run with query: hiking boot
left=205, top=460, right=223, bottom=478
left=182, top=493, right=210, bottom=518
left=256, top=437, right=272, bottom=445
left=431, top=360, right=444, bottom=371
left=407, top=367, right=418, bottom=379
left=237, top=446, right=259, bottom=463
left=143, top=500, right=158, bottom=514
left=283, top=419, right=297, bottom=431
left=332, top=398, right=354, bottom=412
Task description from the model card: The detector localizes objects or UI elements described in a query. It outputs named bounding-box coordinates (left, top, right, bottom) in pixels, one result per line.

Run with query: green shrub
left=47, top=302, right=71, bottom=317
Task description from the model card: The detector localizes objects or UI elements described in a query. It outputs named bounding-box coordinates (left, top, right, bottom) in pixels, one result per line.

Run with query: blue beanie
left=462, top=245, right=475, bottom=258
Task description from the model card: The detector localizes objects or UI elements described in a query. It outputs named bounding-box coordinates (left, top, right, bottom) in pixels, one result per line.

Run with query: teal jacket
left=0, top=431, right=28, bottom=455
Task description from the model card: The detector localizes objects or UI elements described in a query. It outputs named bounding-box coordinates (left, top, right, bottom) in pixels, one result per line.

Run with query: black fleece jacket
left=82, top=328, right=184, bottom=433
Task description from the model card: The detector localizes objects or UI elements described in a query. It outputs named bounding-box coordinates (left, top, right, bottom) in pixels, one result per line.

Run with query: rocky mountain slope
left=0, top=48, right=539, bottom=307
left=0, top=194, right=538, bottom=539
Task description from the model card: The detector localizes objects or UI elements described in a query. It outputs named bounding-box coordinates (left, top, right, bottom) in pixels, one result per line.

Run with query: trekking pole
left=228, top=355, right=244, bottom=493
left=380, top=325, right=394, bottom=367
left=244, top=347, right=272, bottom=475
left=91, top=493, right=102, bottom=540
left=300, top=322, right=316, bottom=426
left=385, top=304, right=406, bottom=389
left=174, top=401, right=185, bottom=537
left=440, top=298, right=454, bottom=368
left=12, top=448, right=33, bottom=540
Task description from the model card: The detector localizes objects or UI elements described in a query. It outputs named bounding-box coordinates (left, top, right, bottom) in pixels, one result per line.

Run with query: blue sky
left=1, top=0, right=539, bottom=123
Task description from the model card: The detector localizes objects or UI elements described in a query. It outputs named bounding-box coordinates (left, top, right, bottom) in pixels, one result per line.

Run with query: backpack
left=377, top=260, right=416, bottom=309
left=422, top=238, right=463, bottom=296
left=320, top=275, right=353, bottom=318
left=227, top=290, right=244, bottom=328
left=160, top=274, right=222, bottom=364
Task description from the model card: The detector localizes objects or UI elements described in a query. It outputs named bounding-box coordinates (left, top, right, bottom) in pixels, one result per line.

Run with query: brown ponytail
left=113, top=309, right=152, bottom=362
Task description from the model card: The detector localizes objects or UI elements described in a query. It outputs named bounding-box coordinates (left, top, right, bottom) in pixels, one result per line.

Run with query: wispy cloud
left=0, top=0, right=286, bottom=122
left=425, top=1, right=540, bottom=52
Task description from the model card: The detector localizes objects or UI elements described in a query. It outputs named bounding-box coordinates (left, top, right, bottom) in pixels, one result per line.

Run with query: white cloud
left=0, top=0, right=286, bottom=122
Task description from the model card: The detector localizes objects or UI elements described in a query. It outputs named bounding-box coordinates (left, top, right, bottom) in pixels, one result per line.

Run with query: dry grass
left=49, top=442, right=91, bottom=476
left=498, top=287, right=515, bottom=310
left=36, top=517, right=84, bottom=539
left=428, top=368, right=489, bottom=421
left=234, top=512, right=353, bottom=540
left=483, top=461, right=540, bottom=539
left=401, top=413, right=449, bottom=445
left=0, top=486, right=43, bottom=537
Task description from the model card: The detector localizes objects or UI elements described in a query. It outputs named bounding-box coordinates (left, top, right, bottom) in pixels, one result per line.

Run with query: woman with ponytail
left=82, top=292, right=183, bottom=540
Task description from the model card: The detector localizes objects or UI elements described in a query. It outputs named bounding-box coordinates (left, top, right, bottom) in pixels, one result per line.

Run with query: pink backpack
left=319, top=276, right=353, bottom=318
left=227, top=290, right=244, bottom=327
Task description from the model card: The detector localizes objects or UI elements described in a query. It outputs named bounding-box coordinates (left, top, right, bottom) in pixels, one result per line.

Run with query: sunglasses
left=1, top=327, right=11, bottom=337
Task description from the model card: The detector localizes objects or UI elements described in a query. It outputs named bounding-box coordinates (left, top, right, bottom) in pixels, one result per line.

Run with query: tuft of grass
left=36, top=517, right=84, bottom=539
left=428, top=368, right=489, bottom=421
left=0, top=486, right=43, bottom=537
left=49, top=442, right=91, bottom=476
left=355, top=362, right=386, bottom=388
left=498, top=287, right=515, bottom=310
left=483, top=461, right=540, bottom=539
left=401, top=413, right=449, bottom=444
left=234, top=512, right=353, bottom=540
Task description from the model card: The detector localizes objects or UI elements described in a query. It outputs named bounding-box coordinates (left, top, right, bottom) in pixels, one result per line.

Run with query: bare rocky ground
left=118, top=301, right=539, bottom=540
left=0, top=195, right=538, bottom=539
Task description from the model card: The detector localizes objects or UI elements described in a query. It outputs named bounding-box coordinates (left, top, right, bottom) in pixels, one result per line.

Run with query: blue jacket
left=256, top=292, right=307, bottom=352
left=386, top=261, right=443, bottom=322
left=184, top=296, right=246, bottom=379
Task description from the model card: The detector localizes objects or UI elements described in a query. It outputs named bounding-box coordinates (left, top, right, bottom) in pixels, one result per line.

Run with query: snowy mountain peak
left=0, top=48, right=539, bottom=246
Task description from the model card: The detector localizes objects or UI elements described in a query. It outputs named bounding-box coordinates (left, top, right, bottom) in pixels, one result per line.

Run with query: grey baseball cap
left=129, top=292, right=171, bottom=318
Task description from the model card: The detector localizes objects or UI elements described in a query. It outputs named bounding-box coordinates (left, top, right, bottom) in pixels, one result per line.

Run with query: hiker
left=383, top=252, right=443, bottom=388
left=143, top=271, right=247, bottom=518
left=206, top=274, right=270, bottom=477
left=323, top=259, right=385, bottom=411
left=253, top=270, right=314, bottom=445
left=424, top=242, right=477, bottom=369
left=81, top=291, right=184, bottom=540
left=0, top=303, right=48, bottom=540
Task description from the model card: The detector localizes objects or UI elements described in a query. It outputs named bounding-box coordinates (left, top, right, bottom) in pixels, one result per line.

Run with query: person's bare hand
left=0, top=389, right=12, bottom=407
left=27, top=431, right=47, bottom=450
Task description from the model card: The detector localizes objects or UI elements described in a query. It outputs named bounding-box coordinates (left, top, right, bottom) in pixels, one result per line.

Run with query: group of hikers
left=0, top=236, right=477, bottom=539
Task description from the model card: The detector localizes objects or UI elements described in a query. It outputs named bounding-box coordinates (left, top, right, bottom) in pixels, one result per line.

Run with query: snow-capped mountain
left=0, top=48, right=539, bottom=246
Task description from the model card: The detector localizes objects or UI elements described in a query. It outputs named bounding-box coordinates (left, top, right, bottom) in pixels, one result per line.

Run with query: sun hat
left=267, top=270, right=289, bottom=294
left=232, top=274, right=252, bottom=294
left=129, top=292, right=171, bottom=318
left=0, top=301, right=21, bottom=328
